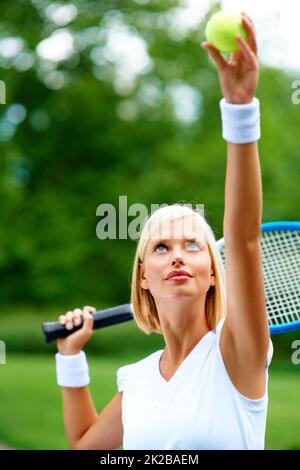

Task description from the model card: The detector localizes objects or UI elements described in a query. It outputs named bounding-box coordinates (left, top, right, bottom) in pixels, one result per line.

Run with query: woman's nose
left=172, top=255, right=184, bottom=266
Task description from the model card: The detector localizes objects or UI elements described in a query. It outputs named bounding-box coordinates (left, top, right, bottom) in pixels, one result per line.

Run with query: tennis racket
left=42, top=220, right=300, bottom=343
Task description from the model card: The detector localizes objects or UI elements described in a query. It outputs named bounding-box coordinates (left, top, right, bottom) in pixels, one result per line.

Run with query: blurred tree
left=0, top=0, right=299, bottom=309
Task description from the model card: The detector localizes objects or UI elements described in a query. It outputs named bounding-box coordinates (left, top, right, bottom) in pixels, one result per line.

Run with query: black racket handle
left=42, top=303, right=133, bottom=344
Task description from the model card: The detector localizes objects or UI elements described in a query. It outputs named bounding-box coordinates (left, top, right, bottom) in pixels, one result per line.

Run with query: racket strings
left=218, top=229, right=300, bottom=328
left=262, top=230, right=300, bottom=326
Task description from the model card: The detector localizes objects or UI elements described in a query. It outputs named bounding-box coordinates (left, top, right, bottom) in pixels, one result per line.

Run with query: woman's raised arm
left=202, top=13, right=270, bottom=399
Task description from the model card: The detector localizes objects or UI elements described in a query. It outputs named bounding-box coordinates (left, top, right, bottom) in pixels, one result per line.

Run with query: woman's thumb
left=201, top=42, right=227, bottom=70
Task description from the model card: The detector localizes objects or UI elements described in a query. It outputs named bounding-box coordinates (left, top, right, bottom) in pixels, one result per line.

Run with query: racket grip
left=42, top=303, right=134, bottom=344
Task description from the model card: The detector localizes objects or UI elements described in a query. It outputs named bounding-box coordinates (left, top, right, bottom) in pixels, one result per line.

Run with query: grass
left=266, top=364, right=300, bottom=449
left=0, top=354, right=299, bottom=450
left=0, top=353, right=134, bottom=450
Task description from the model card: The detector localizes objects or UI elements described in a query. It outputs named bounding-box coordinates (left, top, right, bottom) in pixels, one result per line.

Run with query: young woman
left=55, top=12, right=273, bottom=450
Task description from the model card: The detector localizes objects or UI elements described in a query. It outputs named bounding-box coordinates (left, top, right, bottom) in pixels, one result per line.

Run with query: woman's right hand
left=201, top=12, right=259, bottom=104
left=57, top=306, right=96, bottom=355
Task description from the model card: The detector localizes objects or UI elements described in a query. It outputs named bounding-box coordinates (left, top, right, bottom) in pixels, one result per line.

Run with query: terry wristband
left=55, top=350, right=90, bottom=388
left=219, top=97, right=261, bottom=144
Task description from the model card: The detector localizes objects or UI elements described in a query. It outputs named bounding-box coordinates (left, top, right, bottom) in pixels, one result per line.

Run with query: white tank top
left=116, top=318, right=273, bottom=450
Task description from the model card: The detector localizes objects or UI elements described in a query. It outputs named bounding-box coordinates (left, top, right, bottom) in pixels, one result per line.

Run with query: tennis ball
left=205, top=11, right=247, bottom=53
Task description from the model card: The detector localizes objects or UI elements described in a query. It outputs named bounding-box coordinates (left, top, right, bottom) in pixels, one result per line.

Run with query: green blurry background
left=0, top=0, right=299, bottom=450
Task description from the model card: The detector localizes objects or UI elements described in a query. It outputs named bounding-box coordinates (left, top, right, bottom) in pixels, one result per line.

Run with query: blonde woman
left=55, top=13, right=273, bottom=450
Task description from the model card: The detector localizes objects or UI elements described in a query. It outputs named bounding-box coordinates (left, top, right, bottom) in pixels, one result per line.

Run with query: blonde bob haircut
left=130, top=203, right=227, bottom=335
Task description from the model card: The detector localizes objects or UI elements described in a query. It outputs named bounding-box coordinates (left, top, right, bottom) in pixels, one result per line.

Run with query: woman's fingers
left=62, top=309, right=81, bottom=329
left=229, top=50, right=242, bottom=67
left=83, top=306, right=96, bottom=314
left=65, top=311, right=74, bottom=329
left=72, top=308, right=82, bottom=326
left=241, top=13, right=257, bottom=55
left=58, top=306, right=96, bottom=331
left=201, top=41, right=227, bottom=70
left=236, top=35, right=257, bottom=68
left=241, top=11, right=255, bottom=29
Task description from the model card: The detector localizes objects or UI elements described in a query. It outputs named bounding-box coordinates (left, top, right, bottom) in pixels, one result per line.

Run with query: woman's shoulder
left=214, top=316, right=226, bottom=338
left=116, top=349, right=162, bottom=392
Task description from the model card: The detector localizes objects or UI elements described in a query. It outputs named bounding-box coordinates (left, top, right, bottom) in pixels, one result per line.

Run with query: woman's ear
left=139, top=261, right=149, bottom=290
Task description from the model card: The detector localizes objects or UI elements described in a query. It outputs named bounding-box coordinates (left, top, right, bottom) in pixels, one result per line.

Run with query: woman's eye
left=188, top=242, right=201, bottom=250
left=154, top=242, right=167, bottom=252
left=154, top=241, right=201, bottom=252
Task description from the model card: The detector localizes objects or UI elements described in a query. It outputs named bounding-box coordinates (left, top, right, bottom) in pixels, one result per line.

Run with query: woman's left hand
left=201, top=12, right=259, bottom=104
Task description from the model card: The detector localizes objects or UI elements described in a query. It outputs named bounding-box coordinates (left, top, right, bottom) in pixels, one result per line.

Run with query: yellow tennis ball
left=205, top=11, right=247, bottom=53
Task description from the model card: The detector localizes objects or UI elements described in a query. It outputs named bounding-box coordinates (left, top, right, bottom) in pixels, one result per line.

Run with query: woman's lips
left=166, top=275, right=192, bottom=281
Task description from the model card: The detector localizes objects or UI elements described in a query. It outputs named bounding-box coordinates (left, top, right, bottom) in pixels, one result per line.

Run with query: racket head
left=216, top=221, right=300, bottom=335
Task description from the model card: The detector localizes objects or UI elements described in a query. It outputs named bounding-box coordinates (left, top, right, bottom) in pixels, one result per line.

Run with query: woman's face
left=140, top=216, right=215, bottom=300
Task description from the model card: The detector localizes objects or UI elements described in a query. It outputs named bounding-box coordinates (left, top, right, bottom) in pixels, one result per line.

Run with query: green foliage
left=0, top=307, right=164, bottom=355
left=0, top=2, right=299, bottom=343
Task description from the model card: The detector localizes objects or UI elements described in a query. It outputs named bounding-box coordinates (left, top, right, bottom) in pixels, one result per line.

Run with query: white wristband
left=55, top=350, right=90, bottom=388
left=219, top=97, right=261, bottom=144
